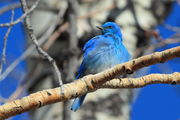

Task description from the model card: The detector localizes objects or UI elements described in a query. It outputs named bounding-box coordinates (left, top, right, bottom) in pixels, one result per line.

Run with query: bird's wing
left=75, top=36, right=101, bottom=79
left=76, top=35, right=108, bottom=78
left=75, top=63, right=85, bottom=79
left=76, top=35, right=117, bottom=78
left=83, top=36, right=101, bottom=53
left=83, top=35, right=114, bottom=56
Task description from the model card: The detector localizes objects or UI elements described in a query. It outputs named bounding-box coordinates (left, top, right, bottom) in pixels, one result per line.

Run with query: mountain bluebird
left=71, top=22, right=130, bottom=111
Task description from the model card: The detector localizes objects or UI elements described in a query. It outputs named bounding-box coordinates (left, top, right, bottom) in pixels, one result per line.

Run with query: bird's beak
left=96, top=26, right=104, bottom=30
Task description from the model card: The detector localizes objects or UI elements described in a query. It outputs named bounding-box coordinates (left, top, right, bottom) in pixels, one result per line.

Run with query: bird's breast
left=84, top=46, right=123, bottom=74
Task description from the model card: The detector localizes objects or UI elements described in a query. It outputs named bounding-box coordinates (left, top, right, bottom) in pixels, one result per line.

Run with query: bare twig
left=0, top=0, right=40, bottom=27
left=0, top=46, right=179, bottom=119
left=0, top=9, right=14, bottom=74
left=0, top=2, right=59, bottom=16
left=20, top=0, right=63, bottom=91
left=134, top=37, right=180, bottom=58
left=163, top=23, right=180, bottom=32
left=0, top=6, right=65, bottom=81
left=0, top=3, right=20, bottom=15
left=43, top=22, right=69, bottom=50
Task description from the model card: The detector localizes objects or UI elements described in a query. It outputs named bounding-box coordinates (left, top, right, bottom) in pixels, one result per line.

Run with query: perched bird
left=71, top=22, right=130, bottom=111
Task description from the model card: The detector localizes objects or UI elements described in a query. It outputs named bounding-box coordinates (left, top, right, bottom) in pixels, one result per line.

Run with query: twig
left=0, top=2, right=59, bottom=16
left=0, top=3, right=20, bottom=15
left=20, top=0, right=63, bottom=91
left=43, top=22, right=69, bottom=50
left=134, top=37, right=180, bottom=58
left=0, top=4, right=65, bottom=81
left=0, top=46, right=179, bottom=119
left=0, top=9, right=14, bottom=74
left=0, top=0, right=40, bottom=27
left=163, top=23, right=180, bottom=32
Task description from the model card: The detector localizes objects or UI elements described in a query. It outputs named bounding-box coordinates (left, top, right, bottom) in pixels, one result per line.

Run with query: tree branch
left=0, top=2, right=20, bottom=15
left=0, top=0, right=41, bottom=27
left=20, top=0, right=63, bottom=89
left=0, top=9, right=14, bottom=74
left=0, top=2, right=59, bottom=16
left=0, top=46, right=179, bottom=119
left=101, top=72, right=180, bottom=88
left=0, top=5, right=66, bottom=81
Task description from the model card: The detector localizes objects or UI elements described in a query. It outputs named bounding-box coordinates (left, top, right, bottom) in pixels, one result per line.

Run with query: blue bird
left=71, top=22, right=130, bottom=111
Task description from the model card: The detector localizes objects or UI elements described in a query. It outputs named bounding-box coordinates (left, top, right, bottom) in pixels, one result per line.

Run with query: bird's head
left=97, top=22, right=122, bottom=38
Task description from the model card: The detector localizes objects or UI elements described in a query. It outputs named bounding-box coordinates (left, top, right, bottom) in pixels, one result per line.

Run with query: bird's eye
left=108, top=26, right=112, bottom=28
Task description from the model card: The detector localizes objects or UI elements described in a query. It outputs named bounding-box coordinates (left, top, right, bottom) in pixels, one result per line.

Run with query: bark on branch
left=101, top=72, right=180, bottom=88
left=0, top=46, right=179, bottom=120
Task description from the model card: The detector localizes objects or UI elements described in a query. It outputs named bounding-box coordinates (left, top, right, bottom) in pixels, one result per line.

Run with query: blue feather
left=71, top=22, right=130, bottom=111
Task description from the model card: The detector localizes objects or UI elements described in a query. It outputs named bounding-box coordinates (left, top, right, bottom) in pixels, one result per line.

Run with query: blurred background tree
left=0, top=0, right=179, bottom=120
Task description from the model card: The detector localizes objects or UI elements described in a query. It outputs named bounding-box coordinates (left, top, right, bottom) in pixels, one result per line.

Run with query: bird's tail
left=71, top=95, right=86, bottom=111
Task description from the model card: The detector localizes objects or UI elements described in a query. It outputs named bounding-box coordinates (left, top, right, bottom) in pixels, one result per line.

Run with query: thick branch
left=0, top=72, right=179, bottom=120
left=101, top=72, right=180, bottom=88
left=0, top=46, right=179, bottom=119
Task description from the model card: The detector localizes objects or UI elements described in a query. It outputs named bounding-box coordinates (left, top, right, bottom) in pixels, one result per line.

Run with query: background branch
left=0, top=5, right=66, bottom=81
left=0, top=9, right=14, bottom=74
left=62, top=0, right=79, bottom=120
left=0, top=0, right=41, bottom=27
left=20, top=0, right=63, bottom=89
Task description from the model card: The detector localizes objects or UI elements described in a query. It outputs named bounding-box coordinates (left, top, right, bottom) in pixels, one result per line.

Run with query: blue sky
left=131, top=2, right=180, bottom=120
